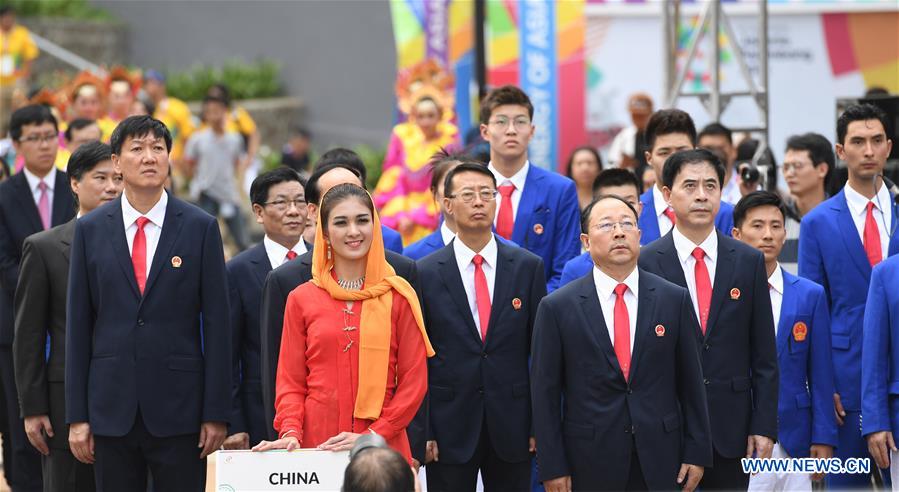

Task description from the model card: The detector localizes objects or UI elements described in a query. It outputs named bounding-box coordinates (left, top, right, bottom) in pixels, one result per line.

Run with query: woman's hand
left=252, top=436, right=300, bottom=452
left=318, top=432, right=362, bottom=452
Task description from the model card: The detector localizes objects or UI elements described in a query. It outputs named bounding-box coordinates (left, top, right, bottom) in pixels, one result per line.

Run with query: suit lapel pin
left=792, top=321, right=807, bottom=342
left=655, top=324, right=665, bottom=337
left=512, top=298, right=522, bottom=310
left=533, top=224, right=544, bottom=235
left=729, top=287, right=740, bottom=300
left=171, top=256, right=182, bottom=268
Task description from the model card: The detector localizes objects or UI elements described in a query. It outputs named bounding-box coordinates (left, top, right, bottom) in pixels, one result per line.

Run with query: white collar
left=844, top=181, right=891, bottom=218
left=487, top=160, right=530, bottom=191
left=23, top=166, right=56, bottom=193
left=121, top=190, right=168, bottom=229
left=263, top=235, right=307, bottom=268
left=652, top=184, right=668, bottom=217
left=672, top=226, right=718, bottom=265
left=768, top=263, right=784, bottom=295
left=453, top=234, right=498, bottom=271
left=440, top=221, right=456, bottom=245
left=592, top=265, right=639, bottom=301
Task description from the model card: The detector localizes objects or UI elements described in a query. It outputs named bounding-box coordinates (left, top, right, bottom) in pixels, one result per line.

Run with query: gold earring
left=327, top=244, right=332, bottom=260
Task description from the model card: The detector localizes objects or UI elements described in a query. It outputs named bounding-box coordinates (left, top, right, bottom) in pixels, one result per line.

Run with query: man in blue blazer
left=0, top=105, right=75, bottom=491
left=419, top=163, right=546, bottom=491
left=733, top=191, right=838, bottom=489
left=799, top=103, right=897, bottom=488
left=479, top=86, right=580, bottom=292
left=532, top=194, right=710, bottom=491
left=559, top=169, right=643, bottom=287
left=637, top=109, right=734, bottom=246
left=223, top=168, right=309, bottom=451
left=639, top=149, right=778, bottom=489
left=66, top=116, right=231, bottom=490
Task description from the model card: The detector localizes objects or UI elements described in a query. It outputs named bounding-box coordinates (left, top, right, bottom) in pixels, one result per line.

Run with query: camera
left=738, top=161, right=760, bottom=184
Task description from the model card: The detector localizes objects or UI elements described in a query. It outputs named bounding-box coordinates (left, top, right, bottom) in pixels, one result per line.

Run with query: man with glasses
left=479, top=85, right=580, bottom=292
left=224, top=167, right=309, bottom=451
left=531, top=194, right=710, bottom=491
left=0, top=104, right=75, bottom=492
left=417, top=162, right=546, bottom=491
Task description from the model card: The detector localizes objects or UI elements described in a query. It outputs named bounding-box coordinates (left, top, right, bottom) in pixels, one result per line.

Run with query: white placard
left=215, top=449, right=350, bottom=491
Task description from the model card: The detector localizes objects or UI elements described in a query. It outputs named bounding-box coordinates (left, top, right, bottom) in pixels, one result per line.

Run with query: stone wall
left=20, top=18, right=127, bottom=76
left=187, top=96, right=305, bottom=152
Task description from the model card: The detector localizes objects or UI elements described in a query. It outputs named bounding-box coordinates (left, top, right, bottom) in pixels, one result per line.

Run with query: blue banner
left=519, top=0, right=558, bottom=171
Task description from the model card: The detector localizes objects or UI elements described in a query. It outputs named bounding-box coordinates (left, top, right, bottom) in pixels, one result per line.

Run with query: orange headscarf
left=311, top=188, right=435, bottom=421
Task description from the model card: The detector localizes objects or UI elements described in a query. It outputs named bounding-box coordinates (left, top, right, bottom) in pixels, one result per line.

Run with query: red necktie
left=285, top=250, right=298, bottom=262
left=132, top=216, right=150, bottom=294
left=663, top=207, right=677, bottom=226
left=692, top=247, right=712, bottom=334
left=864, top=202, right=882, bottom=266
left=472, top=254, right=491, bottom=342
left=496, top=184, right=516, bottom=240
left=613, top=283, right=631, bottom=381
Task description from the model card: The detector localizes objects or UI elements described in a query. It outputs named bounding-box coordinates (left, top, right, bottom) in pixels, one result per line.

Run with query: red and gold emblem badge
left=730, top=288, right=741, bottom=300
left=793, top=322, right=808, bottom=342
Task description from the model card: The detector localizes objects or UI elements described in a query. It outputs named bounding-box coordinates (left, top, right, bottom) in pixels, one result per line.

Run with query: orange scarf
left=311, top=196, right=435, bottom=421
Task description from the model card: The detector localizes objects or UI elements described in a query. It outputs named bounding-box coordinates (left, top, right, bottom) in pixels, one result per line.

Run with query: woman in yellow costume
left=374, top=60, right=459, bottom=245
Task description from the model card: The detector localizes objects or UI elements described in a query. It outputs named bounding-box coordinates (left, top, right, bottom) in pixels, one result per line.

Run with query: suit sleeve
left=547, top=181, right=581, bottom=293
left=530, top=297, right=570, bottom=481
left=862, top=264, right=892, bottom=436
left=200, top=218, right=232, bottom=424
left=749, top=252, right=779, bottom=439
left=798, top=216, right=829, bottom=302
left=809, top=285, right=838, bottom=446
left=0, top=203, right=20, bottom=293
left=14, top=239, right=50, bottom=417
left=226, top=264, right=248, bottom=435
left=528, top=260, right=548, bottom=438
left=65, top=221, right=92, bottom=424
left=676, top=289, right=713, bottom=467
left=260, top=270, right=287, bottom=440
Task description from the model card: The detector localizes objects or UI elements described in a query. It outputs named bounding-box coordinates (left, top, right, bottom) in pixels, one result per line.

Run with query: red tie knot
left=867, top=202, right=876, bottom=213
left=286, top=250, right=298, bottom=261
left=472, top=254, right=484, bottom=267
left=692, top=247, right=705, bottom=261
left=498, top=184, right=515, bottom=198
left=136, top=216, right=150, bottom=230
left=614, top=283, right=628, bottom=298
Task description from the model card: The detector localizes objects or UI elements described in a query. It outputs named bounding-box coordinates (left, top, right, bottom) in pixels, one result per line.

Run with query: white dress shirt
left=653, top=185, right=674, bottom=236
left=453, top=235, right=498, bottom=334
left=122, top=191, right=168, bottom=275
left=488, top=160, right=530, bottom=224
left=263, top=235, right=308, bottom=269
left=768, top=264, right=784, bottom=336
left=440, top=221, right=455, bottom=246
left=22, top=166, right=56, bottom=217
left=671, top=227, right=718, bottom=323
left=844, top=182, right=892, bottom=263
left=592, top=266, right=639, bottom=354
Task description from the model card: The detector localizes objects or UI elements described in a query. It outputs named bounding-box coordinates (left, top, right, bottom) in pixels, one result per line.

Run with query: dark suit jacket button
left=703, top=378, right=710, bottom=385
left=138, top=319, right=144, bottom=326
left=704, top=344, right=710, bottom=351
left=477, top=387, right=484, bottom=394
left=481, top=352, right=488, bottom=359
left=627, top=389, right=633, bottom=395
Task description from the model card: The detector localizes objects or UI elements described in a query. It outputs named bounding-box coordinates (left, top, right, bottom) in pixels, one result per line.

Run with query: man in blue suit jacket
left=66, top=116, right=230, bottom=490
left=639, top=150, right=778, bottom=490
left=223, top=168, right=309, bottom=450
left=733, top=191, right=838, bottom=489
left=799, top=103, right=897, bottom=488
left=419, top=163, right=546, bottom=491
left=479, top=86, right=580, bottom=292
left=637, top=109, right=734, bottom=246
left=532, top=195, right=710, bottom=491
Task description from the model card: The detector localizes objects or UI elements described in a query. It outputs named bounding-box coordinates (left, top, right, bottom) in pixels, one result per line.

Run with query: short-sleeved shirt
left=153, top=97, right=195, bottom=161
left=0, top=25, right=39, bottom=86
left=185, top=128, right=242, bottom=205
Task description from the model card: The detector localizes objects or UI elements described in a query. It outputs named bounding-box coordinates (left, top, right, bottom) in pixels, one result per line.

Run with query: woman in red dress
left=253, top=183, right=434, bottom=463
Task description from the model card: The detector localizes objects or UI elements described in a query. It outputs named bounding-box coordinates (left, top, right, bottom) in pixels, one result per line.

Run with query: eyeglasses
left=264, top=198, right=307, bottom=211
left=782, top=161, right=810, bottom=173
left=592, top=220, right=637, bottom=233
left=19, top=133, right=57, bottom=145
left=447, top=189, right=498, bottom=203
left=488, top=117, right=531, bottom=130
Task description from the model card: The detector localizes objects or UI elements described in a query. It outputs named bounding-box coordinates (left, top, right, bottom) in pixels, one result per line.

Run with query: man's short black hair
left=644, top=109, right=697, bottom=151
left=249, top=167, right=306, bottom=206
left=64, top=118, right=98, bottom=142
left=592, top=168, right=641, bottom=196
left=9, top=104, right=58, bottom=142
left=109, top=115, right=172, bottom=155
left=581, top=194, right=640, bottom=233
left=785, top=132, right=834, bottom=187
left=202, top=94, right=227, bottom=107
left=732, top=190, right=787, bottom=229
left=661, top=148, right=725, bottom=190
left=306, top=162, right=364, bottom=206
left=341, top=447, right=415, bottom=492
left=0, top=6, right=14, bottom=16
left=836, top=103, right=891, bottom=145
left=67, top=141, right=112, bottom=182
left=288, top=124, right=311, bottom=139
left=315, top=148, right=368, bottom=184
left=698, top=122, right=733, bottom=145
left=443, top=161, right=496, bottom=198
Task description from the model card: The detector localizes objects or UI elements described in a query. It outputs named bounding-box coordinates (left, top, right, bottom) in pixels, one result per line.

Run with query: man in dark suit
left=223, top=167, right=309, bottom=451
left=532, top=194, right=711, bottom=491
left=66, top=116, right=230, bottom=490
left=639, top=149, right=778, bottom=489
left=0, top=104, right=76, bottom=491
left=418, top=163, right=546, bottom=491
left=14, top=141, right=121, bottom=491
left=258, top=162, right=421, bottom=458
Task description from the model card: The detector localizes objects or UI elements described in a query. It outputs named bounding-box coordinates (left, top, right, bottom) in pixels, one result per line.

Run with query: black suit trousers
left=0, top=346, right=42, bottom=491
